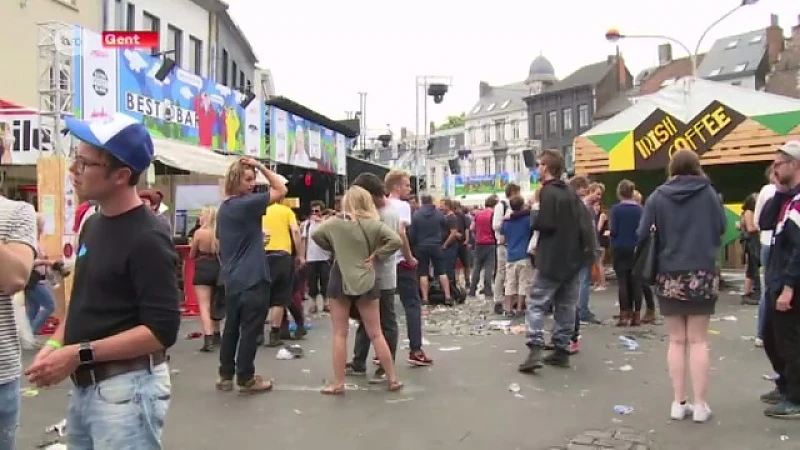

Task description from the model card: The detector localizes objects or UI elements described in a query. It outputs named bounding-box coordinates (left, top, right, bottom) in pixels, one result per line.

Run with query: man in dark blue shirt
left=216, top=157, right=287, bottom=395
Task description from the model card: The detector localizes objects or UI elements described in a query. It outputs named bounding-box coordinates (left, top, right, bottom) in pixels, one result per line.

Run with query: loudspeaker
left=448, top=158, right=460, bottom=175
left=154, top=58, right=176, bottom=81
left=523, top=149, right=536, bottom=168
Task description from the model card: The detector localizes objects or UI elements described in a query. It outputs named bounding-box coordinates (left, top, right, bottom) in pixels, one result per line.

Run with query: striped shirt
left=0, top=198, right=37, bottom=384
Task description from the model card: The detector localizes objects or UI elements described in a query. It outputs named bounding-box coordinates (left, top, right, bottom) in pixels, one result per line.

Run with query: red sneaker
left=408, top=350, right=433, bottom=366
left=568, top=340, right=580, bottom=355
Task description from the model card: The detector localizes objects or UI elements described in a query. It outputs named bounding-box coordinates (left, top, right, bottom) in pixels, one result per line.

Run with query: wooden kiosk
left=574, top=77, right=800, bottom=255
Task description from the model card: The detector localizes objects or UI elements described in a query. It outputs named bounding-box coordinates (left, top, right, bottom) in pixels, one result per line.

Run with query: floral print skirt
left=654, top=269, right=719, bottom=317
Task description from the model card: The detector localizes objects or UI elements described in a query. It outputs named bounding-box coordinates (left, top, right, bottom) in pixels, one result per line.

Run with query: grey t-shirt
left=217, top=192, right=270, bottom=295
left=376, top=206, right=399, bottom=290
left=0, top=198, right=37, bottom=384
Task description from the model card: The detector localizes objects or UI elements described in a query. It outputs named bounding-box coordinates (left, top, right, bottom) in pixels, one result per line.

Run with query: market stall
left=574, top=77, right=800, bottom=254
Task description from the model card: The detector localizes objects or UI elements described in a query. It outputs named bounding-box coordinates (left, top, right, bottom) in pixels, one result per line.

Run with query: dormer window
left=749, top=34, right=763, bottom=44
left=725, top=40, right=738, bottom=49
left=733, top=62, right=748, bottom=72
left=472, top=105, right=481, bottom=114
left=487, top=103, right=496, bottom=111
left=501, top=99, right=511, bottom=109
left=708, top=67, right=723, bottom=77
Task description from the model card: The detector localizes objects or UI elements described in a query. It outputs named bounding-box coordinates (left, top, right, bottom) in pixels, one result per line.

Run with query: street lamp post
left=414, top=75, right=452, bottom=195
left=605, top=0, right=760, bottom=76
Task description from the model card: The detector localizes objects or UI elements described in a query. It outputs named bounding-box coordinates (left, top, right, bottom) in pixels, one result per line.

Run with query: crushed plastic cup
left=618, top=335, right=639, bottom=351
left=508, top=383, right=521, bottom=393
left=614, top=405, right=634, bottom=415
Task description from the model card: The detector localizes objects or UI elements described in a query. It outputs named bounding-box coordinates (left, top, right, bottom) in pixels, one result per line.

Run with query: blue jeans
left=67, top=363, right=171, bottom=450
left=758, top=245, right=771, bottom=339
left=526, top=270, right=580, bottom=351
left=577, top=264, right=593, bottom=319
left=0, top=377, right=20, bottom=450
left=26, top=282, right=56, bottom=334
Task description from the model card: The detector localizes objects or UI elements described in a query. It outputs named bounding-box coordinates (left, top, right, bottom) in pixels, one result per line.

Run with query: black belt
left=70, top=351, right=167, bottom=387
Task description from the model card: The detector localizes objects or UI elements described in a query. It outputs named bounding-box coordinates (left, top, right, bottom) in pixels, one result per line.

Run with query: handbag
left=633, top=222, right=659, bottom=285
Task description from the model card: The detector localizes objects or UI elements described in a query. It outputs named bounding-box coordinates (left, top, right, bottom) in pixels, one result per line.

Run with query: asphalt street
left=15, top=287, right=796, bottom=450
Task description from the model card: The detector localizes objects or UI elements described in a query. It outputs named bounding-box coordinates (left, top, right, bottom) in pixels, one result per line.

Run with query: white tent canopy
left=152, top=138, right=279, bottom=184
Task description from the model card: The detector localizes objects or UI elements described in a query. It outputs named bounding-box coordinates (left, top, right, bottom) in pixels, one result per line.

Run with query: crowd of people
left=0, top=110, right=799, bottom=449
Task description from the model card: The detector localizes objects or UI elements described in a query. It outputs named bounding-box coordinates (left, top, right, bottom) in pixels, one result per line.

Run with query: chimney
left=479, top=81, right=491, bottom=98
left=607, top=54, right=615, bottom=64
left=429, top=121, right=435, bottom=136
left=400, top=127, right=407, bottom=140
left=793, top=14, right=800, bottom=39
left=617, top=52, right=627, bottom=90
left=766, top=13, right=785, bottom=66
left=658, top=43, right=673, bottom=66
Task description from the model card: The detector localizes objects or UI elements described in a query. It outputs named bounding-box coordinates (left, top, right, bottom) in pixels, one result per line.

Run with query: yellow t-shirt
left=262, top=204, right=297, bottom=252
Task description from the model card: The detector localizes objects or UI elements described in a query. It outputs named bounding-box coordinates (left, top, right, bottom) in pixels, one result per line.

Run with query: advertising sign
left=633, top=100, right=746, bottom=170
left=0, top=108, right=52, bottom=165
left=269, top=105, right=346, bottom=174
left=76, top=28, right=265, bottom=157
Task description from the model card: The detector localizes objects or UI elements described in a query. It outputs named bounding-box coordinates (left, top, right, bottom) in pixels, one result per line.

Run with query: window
left=481, top=124, right=491, bottom=144
left=511, top=120, right=520, bottom=139
left=487, top=103, right=496, bottom=111
left=564, top=145, right=574, bottom=173
left=125, top=3, right=135, bottom=30
left=731, top=80, right=742, bottom=86
left=221, top=50, right=229, bottom=85
left=495, top=157, right=505, bottom=174
left=189, top=36, right=202, bottom=76
left=495, top=119, right=505, bottom=142
left=733, top=62, right=748, bottom=72
left=239, top=71, right=245, bottom=90
left=482, top=157, right=490, bottom=175
left=725, top=40, right=738, bottom=49
left=578, top=104, right=589, bottom=128
left=501, top=99, right=511, bottom=109
left=708, top=67, right=722, bottom=77
left=750, top=34, right=764, bottom=44
left=142, top=12, right=160, bottom=52
left=429, top=167, right=436, bottom=187
left=562, top=107, right=573, bottom=131
left=449, top=137, right=456, bottom=149
left=547, top=111, right=558, bottom=136
left=511, top=154, right=521, bottom=173
left=167, top=25, right=182, bottom=66
left=114, top=0, right=124, bottom=29
left=533, top=113, right=543, bottom=136
left=231, top=62, right=238, bottom=88
left=472, top=105, right=481, bottom=114
left=469, top=159, right=476, bottom=175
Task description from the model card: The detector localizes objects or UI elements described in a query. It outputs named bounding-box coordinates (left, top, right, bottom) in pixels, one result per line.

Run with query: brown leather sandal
left=321, top=384, right=345, bottom=395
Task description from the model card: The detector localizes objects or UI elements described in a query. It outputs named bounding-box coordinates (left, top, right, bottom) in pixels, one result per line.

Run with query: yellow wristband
left=45, top=339, right=63, bottom=350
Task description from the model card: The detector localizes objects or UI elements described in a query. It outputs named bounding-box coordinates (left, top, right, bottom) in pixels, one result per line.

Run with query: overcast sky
left=227, top=0, right=798, bottom=136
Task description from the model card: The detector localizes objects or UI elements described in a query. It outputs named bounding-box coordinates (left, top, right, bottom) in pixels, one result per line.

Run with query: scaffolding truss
left=37, top=20, right=76, bottom=157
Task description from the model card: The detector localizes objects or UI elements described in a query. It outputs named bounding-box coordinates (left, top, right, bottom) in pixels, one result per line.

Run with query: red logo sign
left=101, top=31, right=159, bottom=49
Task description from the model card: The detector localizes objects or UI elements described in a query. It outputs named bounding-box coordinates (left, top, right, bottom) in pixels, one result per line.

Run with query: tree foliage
left=437, top=113, right=466, bottom=131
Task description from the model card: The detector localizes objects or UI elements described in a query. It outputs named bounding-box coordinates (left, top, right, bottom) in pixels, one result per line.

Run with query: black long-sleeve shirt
left=760, top=186, right=800, bottom=296
left=64, top=205, right=180, bottom=348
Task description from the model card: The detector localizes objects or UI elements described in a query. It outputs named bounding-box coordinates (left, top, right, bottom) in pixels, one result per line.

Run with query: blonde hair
left=200, top=206, right=219, bottom=253
left=224, top=159, right=255, bottom=196
left=633, top=190, right=643, bottom=204
left=384, top=169, right=410, bottom=193
left=342, top=186, right=379, bottom=220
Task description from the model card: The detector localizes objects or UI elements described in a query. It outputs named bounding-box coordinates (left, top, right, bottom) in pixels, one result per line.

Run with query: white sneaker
left=754, top=337, right=764, bottom=348
left=670, top=401, right=693, bottom=420
left=693, top=403, right=713, bottom=423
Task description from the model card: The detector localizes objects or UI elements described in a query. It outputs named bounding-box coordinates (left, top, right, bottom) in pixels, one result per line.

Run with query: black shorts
left=266, top=252, right=294, bottom=308
left=414, top=244, right=445, bottom=277
left=456, top=243, right=470, bottom=267
left=193, top=258, right=220, bottom=287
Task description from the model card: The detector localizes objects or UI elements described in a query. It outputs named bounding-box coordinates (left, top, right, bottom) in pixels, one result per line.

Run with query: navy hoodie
left=759, top=185, right=800, bottom=295
left=638, top=176, right=726, bottom=273
left=410, top=204, right=447, bottom=247
left=502, top=209, right=532, bottom=263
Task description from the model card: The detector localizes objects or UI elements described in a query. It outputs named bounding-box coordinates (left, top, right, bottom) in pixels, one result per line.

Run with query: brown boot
left=641, top=309, right=656, bottom=324
left=616, top=311, right=630, bottom=327
left=630, top=311, right=641, bottom=327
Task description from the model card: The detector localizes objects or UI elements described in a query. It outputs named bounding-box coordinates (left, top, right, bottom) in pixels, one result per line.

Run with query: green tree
left=437, top=113, right=465, bottom=131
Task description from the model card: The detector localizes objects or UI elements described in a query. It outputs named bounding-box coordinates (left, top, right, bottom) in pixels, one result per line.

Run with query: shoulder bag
left=633, top=208, right=658, bottom=285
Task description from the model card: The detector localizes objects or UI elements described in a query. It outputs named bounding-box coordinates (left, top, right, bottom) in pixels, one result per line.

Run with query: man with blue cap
left=25, top=113, right=180, bottom=449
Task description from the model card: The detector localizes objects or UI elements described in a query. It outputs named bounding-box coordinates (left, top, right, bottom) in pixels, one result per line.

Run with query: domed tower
left=525, top=54, right=557, bottom=95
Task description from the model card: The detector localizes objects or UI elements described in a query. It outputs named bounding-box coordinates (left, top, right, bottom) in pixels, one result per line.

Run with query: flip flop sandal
left=320, top=385, right=345, bottom=396
left=387, top=380, right=404, bottom=392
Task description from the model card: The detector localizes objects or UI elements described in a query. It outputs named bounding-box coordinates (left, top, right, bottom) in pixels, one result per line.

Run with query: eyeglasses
left=311, top=209, right=320, bottom=214
left=71, top=156, right=107, bottom=172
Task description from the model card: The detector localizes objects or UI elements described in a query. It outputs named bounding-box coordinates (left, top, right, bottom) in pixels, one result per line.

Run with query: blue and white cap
left=64, top=113, right=154, bottom=173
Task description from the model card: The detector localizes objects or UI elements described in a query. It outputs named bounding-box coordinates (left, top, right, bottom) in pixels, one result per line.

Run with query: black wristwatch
left=78, top=342, right=95, bottom=365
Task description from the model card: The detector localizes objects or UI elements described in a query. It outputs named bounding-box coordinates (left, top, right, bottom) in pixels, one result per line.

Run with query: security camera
left=427, top=83, right=448, bottom=104
left=377, top=134, right=392, bottom=148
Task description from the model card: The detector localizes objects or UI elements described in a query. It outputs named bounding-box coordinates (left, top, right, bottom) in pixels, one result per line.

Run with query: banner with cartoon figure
left=452, top=173, right=512, bottom=196
left=269, top=105, right=346, bottom=174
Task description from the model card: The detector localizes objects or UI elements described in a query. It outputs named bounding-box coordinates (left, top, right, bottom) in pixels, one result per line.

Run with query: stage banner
left=453, top=173, right=513, bottom=196
left=110, top=32, right=265, bottom=156
left=79, top=28, right=118, bottom=120
left=268, top=105, right=344, bottom=174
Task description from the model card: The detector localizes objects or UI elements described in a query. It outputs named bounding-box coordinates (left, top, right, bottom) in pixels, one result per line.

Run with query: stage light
left=154, top=58, right=176, bottom=81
